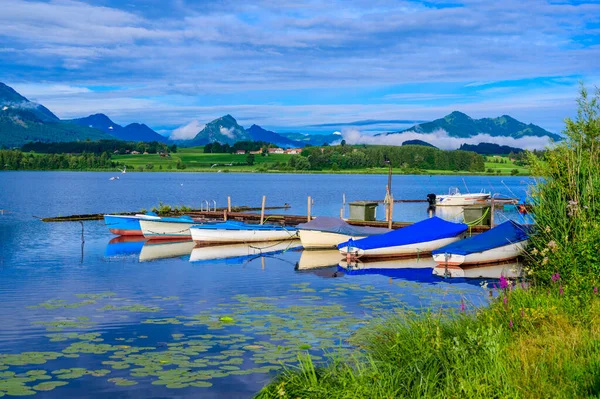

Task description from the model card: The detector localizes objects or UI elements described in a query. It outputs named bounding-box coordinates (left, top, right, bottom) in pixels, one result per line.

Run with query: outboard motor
left=426, top=193, right=437, bottom=206
left=426, top=193, right=436, bottom=216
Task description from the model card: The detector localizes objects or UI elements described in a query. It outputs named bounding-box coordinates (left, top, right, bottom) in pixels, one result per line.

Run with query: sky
left=1, top=0, right=599, bottom=142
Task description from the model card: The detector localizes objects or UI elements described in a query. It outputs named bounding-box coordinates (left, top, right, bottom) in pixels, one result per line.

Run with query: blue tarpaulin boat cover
left=432, top=220, right=529, bottom=256
left=298, top=216, right=391, bottom=236
left=338, top=217, right=467, bottom=251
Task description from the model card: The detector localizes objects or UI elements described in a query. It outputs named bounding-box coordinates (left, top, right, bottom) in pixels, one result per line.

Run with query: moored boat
left=432, top=220, right=529, bottom=267
left=436, top=187, right=490, bottom=206
left=104, top=213, right=161, bottom=236
left=139, top=216, right=199, bottom=239
left=338, top=217, right=467, bottom=259
left=189, top=221, right=297, bottom=244
left=297, top=216, right=391, bottom=249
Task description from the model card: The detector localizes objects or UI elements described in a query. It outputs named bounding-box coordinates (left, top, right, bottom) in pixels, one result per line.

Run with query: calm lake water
left=0, top=172, right=532, bottom=398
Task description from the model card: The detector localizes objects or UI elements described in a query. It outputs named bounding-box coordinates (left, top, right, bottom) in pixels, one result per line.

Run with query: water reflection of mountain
left=105, top=236, right=147, bottom=257
left=190, top=240, right=302, bottom=265
left=139, top=239, right=196, bottom=262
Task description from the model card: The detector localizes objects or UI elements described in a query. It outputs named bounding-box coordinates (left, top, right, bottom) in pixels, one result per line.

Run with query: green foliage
left=0, top=149, right=119, bottom=170
left=22, top=140, right=172, bottom=155
left=259, top=287, right=600, bottom=399
left=527, top=85, right=600, bottom=287
left=246, top=153, right=255, bottom=165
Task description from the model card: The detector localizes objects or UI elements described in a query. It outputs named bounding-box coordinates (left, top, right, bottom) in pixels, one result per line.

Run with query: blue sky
left=1, top=0, right=599, bottom=139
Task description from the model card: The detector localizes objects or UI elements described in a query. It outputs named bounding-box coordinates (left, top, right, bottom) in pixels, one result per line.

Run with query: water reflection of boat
left=339, top=256, right=435, bottom=271
left=432, top=261, right=522, bottom=279
left=138, top=239, right=196, bottom=262
left=105, top=236, right=147, bottom=257
left=296, top=266, right=344, bottom=279
left=296, top=249, right=343, bottom=270
left=189, top=240, right=301, bottom=264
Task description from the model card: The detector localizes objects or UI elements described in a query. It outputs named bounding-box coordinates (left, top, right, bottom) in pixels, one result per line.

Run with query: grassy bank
left=256, top=86, right=600, bottom=398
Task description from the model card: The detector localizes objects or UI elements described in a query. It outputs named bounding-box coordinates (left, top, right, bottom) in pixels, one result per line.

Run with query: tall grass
left=257, top=86, right=600, bottom=399
left=527, top=85, right=600, bottom=287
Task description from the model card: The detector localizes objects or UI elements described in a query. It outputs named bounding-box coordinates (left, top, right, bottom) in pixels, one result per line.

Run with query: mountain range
left=0, top=82, right=561, bottom=149
left=379, top=111, right=562, bottom=141
left=66, top=113, right=168, bottom=143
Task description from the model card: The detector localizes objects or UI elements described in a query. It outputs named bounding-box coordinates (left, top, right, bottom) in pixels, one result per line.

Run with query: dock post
left=340, top=208, right=344, bottom=219
left=490, top=198, right=495, bottom=227
left=387, top=195, right=394, bottom=229
left=429, top=208, right=433, bottom=218
left=260, top=196, right=266, bottom=224
left=307, top=196, right=312, bottom=222
left=227, top=196, right=231, bottom=212
left=223, top=209, right=228, bottom=221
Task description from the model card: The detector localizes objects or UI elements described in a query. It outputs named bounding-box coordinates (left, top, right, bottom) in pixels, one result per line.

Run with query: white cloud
left=11, top=83, right=91, bottom=98
left=342, top=127, right=554, bottom=150
left=170, top=120, right=204, bottom=140
left=219, top=126, right=235, bottom=138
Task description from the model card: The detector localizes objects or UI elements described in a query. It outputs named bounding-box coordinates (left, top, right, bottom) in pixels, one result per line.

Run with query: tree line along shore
left=0, top=140, right=531, bottom=175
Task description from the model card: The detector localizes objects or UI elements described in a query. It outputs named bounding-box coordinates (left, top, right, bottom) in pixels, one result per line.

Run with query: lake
left=0, top=172, right=532, bottom=398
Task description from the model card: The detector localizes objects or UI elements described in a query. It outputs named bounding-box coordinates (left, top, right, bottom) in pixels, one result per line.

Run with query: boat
left=297, top=216, right=391, bottom=249
left=432, top=260, right=522, bottom=279
left=189, top=221, right=297, bottom=244
left=432, top=220, right=529, bottom=267
left=139, top=239, right=196, bottom=262
left=435, top=187, right=490, bottom=206
left=296, top=249, right=343, bottom=270
left=103, top=212, right=161, bottom=236
left=139, top=216, right=199, bottom=239
left=189, top=240, right=301, bottom=263
left=338, top=217, right=468, bottom=259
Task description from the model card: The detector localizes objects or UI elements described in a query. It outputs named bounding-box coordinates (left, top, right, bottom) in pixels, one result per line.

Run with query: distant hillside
left=189, top=115, right=252, bottom=146
left=67, top=113, right=168, bottom=143
left=459, top=142, right=524, bottom=155
left=379, top=111, right=561, bottom=141
left=402, top=139, right=436, bottom=148
left=0, top=83, right=111, bottom=148
left=247, top=125, right=301, bottom=147
left=279, top=132, right=342, bottom=146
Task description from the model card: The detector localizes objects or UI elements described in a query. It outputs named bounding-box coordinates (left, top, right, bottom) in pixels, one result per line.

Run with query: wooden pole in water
left=223, top=209, right=228, bottom=221
left=307, top=196, right=312, bottom=222
left=429, top=208, right=433, bottom=218
left=388, top=195, right=394, bottom=229
left=227, top=196, right=231, bottom=212
left=490, top=198, right=495, bottom=227
left=260, top=196, right=266, bottom=224
left=340, top=208, right=344, bottom=219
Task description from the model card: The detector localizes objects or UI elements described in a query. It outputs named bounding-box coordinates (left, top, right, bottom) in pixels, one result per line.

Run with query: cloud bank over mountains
left=342, top=128, right=554, bottom=150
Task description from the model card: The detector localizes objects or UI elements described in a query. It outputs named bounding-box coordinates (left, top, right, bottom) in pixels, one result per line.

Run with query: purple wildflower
left=551, top=273, right=561, bottom=283
left=492, top=283, right=497, bottom=291
left=503, top=296, right=508, bottom=305
left=460, top=298, right=465, bottom=312
left=499, top=276, right=508, bottom=290
left=594, top=287, right=598, bottom=295
left=509, top=320, right=513, bottom=329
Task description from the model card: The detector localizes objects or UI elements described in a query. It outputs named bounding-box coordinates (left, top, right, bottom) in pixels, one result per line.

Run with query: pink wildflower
left=499, top=276, right=508, bottom=290
left=460, top=297, right=465, bottom=312
left=509, top=319, right=513, bottom=329
left=594, top=287, right=598, bottom=295
left=503, top=296, right=508, bottom=305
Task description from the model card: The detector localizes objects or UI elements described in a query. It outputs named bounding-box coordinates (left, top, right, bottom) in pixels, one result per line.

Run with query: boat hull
left=339, top=235, right=464, bottom=259
left=104, top=214, right=159, bottom=236
left=432, top=240, right=528, bottom=266
left=190, top=227, right=297, bottom=244
left=140, top=219, right=196, bottom=239
left=436, top=193, right=490, bottom=206
left=299, top=230, right=368, bottom=249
